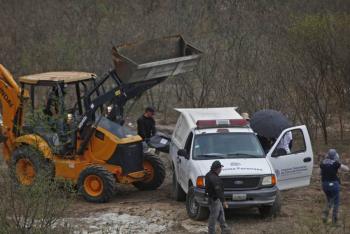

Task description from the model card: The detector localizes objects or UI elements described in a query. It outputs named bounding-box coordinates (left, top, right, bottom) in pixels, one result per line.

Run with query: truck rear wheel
left=186, top=186, right=209, bottom=220
left=132, top=153, right=165, bottom=190
left=11, top=145, right=55, bottom=185
left=259, top=191, right=281, bottom=218
left=172, top=170, right=186, bottom=201
left=78, top=165, right=115, bottom=203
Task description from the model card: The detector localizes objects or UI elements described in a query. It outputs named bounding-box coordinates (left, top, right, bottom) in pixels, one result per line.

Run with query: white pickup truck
left=169, top=107, right=313, bottom=220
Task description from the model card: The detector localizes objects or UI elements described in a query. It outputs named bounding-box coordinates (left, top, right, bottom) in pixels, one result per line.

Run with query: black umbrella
left=250, top=109, right=292, bottom=139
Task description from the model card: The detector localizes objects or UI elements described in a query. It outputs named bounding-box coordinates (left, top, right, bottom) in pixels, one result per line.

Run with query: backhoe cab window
left=23, top=80, right=95, bottom=117
left=63, top=84, right=78, bottom=112
left=98, top=117, right=135, bottom=138
left=193, top=133, right=265, bottom=160
left=24, top=84, right=66, bottom=114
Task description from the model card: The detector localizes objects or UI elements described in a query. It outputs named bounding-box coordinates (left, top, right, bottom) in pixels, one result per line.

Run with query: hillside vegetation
left=1, top=0, right=350, bottom=144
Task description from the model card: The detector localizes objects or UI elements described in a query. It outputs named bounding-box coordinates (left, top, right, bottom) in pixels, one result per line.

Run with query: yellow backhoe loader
left=0, top=35, right=202, bottom=202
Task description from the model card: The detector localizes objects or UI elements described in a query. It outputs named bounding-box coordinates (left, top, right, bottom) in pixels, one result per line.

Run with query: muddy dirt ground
left=66, top=155, right=350, bottom=234
left=1, top=123, right=349, bottom=233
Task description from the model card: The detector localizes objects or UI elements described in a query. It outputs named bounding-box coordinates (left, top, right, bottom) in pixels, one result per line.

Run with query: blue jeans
left=322, top=181, right=340, bottom=222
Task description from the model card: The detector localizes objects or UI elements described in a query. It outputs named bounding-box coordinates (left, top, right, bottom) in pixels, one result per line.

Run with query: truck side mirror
left=178, top=149, right=189, bottom=159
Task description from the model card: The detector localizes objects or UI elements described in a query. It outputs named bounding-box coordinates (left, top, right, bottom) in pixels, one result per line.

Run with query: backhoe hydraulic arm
left=77, top=35, right=202, bottom=153
left=78, top=70, right=165, bottom=132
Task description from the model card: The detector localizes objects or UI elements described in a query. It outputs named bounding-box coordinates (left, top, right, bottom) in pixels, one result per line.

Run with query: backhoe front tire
left=78, top=165, right=115, bottom=203
left=132, top=153, right=165, bottom=191
left=11, top=145, right=55, bottom=185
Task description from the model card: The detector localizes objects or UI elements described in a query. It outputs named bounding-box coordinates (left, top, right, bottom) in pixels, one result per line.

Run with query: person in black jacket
left=205, top=161, right=230, bottom=234
left=137, top=107, right=156, bottom=140
left=320, top=149, right=349, bottom=224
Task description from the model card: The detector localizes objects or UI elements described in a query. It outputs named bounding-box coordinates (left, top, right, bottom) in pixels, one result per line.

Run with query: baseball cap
left=211, top=160, right=224, bottom=170
left=145, top=106, right=155, bottom=113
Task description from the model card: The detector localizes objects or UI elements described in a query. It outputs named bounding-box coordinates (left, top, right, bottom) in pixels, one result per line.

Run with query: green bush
left=0, top=168, right=74, bottom=234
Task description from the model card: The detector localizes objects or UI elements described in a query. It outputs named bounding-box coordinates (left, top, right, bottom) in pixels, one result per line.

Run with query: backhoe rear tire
left=78, top=165, right=115, bottom=203
left=11, top=145, right=55, bottom=185
left=132, top=153, right=165, bottom=191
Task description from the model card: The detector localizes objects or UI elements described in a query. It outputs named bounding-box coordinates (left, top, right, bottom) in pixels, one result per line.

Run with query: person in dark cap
left=137, top=107, right=156, bottom=141
left=320, top=149, right=349, bottom=224
left=205, top=161, right=230, bottom=234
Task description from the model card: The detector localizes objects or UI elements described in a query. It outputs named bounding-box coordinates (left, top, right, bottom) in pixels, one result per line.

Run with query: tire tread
left=78, top=165, right=115, bottom=203
left=133, top=153, right=165, bottom=190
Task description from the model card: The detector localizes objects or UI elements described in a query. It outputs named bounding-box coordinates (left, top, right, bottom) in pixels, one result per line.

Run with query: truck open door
left=266, top=125, right=314, bottom=190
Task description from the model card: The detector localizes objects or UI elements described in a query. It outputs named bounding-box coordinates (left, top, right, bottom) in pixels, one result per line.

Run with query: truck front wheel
left=186, top=186, right=209, bottom=220
left=259, top=191, right=281, bottom=218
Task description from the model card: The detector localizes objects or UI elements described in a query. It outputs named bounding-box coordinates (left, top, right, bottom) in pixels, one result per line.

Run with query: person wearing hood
left=320, top=149, right=349, bottom=224
left=241, top=112, right=250, bottom=126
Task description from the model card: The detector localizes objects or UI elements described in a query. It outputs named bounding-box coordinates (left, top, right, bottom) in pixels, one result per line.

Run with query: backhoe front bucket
left=112, top=35, right=202, bottom=84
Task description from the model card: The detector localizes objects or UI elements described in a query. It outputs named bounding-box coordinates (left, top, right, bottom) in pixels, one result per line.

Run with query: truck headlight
left=262, top=175, right=276, bottom=186
left=196, top=176, right=205, bottom=188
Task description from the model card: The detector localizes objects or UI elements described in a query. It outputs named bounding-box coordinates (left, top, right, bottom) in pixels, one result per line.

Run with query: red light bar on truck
left=196, top=119, right=248, bottom=129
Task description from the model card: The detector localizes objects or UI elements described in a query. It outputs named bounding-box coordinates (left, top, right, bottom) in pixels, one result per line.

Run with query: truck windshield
left=192, top=132, right=265, bottom=159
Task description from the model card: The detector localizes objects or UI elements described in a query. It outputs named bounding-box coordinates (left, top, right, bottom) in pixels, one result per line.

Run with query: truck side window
left=173, top=116, right=183, bottom=143
left=289, top=129, right=306, bottom=154
left=184, top=132, right=193, bottom=154
left=273, top=129, right=306, bottom=156
left=176, top=120, right=190, bottom=146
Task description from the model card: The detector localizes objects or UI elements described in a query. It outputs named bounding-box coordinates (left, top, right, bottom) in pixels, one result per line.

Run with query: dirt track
left=68, top=155, right=350, bottom=234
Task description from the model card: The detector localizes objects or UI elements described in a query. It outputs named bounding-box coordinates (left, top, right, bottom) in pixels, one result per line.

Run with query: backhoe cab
left=0, top=35, right=202, bottom=203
